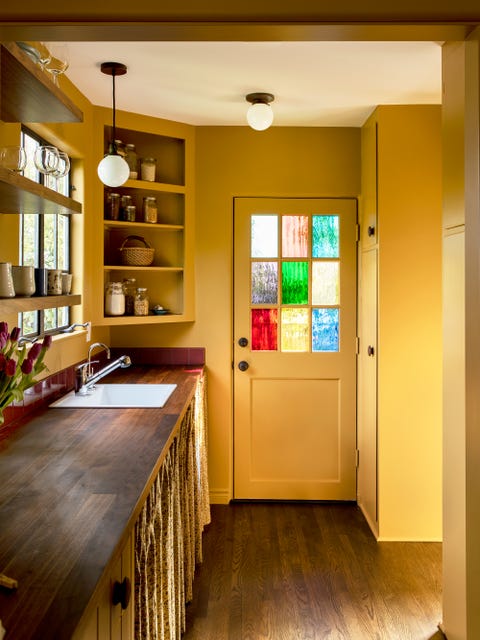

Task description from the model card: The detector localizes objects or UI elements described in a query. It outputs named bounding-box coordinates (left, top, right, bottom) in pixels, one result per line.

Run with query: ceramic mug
left=34, top=268, right=48, bottom=296
left=0, top=262, right=15, bottom=298
left=61, top=272, right=73, bottom=294
left=47, top=269, right=62, bottom=295
left=12, top=265, right=35, bottom=297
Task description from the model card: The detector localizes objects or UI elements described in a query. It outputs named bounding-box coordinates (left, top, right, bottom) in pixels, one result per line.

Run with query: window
left=19, top=127, right=71, bottom=336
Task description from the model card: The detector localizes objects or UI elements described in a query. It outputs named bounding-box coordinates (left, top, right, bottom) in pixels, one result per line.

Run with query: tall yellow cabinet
left=358, top=105, right=443, bottom=542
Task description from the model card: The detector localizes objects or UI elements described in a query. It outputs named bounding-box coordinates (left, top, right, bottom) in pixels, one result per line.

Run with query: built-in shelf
left=95, top=313, right=189, bottom=327
left=123, top=179, right=186, bottom=194
left=0, top=42, right=83, bottom=123
left=104, top=220, right=184, bottom=231
left=0, top=294, right=81, bottom=315
left=104, top=266, right=183, bottom=272
left=0, top=167, right=82, bottom=215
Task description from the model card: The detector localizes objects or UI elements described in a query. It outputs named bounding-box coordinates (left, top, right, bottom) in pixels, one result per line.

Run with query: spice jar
left=105, top=282, right=125, bottom=316
left=105, top=192, right=120, bottom=220
left=114, top=140, right=126, bottom=157
left=142, top=196, right=158, bottom=224
left=123, top=277, right=136, bottom=315
left=125, top=143, right=138, bottom=179
left=134, top=287, right=149, bottom=316
left=124, top=204, right=136, bottom=222
left=141, top=157, right=156, bottom=182
left=120, top=195, right=133, bottom=220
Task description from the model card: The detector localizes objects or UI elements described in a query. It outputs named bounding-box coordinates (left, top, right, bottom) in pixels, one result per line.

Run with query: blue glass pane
left=252, top=262, right=278, bottom=304
left=312, top=215, right=339, bottom=258
left=312, top=308, right=339, bottom=352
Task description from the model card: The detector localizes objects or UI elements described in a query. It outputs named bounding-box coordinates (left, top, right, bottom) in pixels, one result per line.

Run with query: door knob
left=238, top=337, right=248, bottom=347
left=238, top=360, right=249, bottom=371
left=367, top=345, right=375, bottom=357
left=112, top=577, right=131, bottom=610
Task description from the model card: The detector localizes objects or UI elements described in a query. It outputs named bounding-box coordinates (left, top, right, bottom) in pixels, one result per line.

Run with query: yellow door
left=233, top=197, right=357, bottom=500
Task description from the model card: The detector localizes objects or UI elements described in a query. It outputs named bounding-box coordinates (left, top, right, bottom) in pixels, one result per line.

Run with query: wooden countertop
left=0, top=365, right=201, bottom=640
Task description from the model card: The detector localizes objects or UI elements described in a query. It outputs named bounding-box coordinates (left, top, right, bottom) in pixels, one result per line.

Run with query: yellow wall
left=111, top=126, right=361, bottom=501
left=376, top=105, right=443, bottom=540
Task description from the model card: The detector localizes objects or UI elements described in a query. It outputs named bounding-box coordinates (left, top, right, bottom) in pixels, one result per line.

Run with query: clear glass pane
left=281, top=261, right=308, bottom=304
left=281, top=308, right=309, bottom=352
left=251, top=215, right=278, bottom=258
left=21, top=214, right=40, bottom=266
left=44, top=308, right=57, bottom=331
left=312, top=308, right=339, bottom=352
left=313, top=215, right=339, bottom=258
left=57, top=214, right=69, bottom=271
left=312, top=261, right=340, bottom=305
left=251, top=309, right=278, bottom=351
left=19, top=311, right=38, bottom=337
left=252, top=262, right=278, bottom=304
left=282, top=215, right=308, bottom=257
left=43, top=214, right=56, bottom=269
left=57, top=306, right=69, bottom=328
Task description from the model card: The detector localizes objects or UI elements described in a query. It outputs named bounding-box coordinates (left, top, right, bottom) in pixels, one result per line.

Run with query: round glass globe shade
left=247, top=102, right=274, bottom=131
left=97, top=154, right=130, bottom=187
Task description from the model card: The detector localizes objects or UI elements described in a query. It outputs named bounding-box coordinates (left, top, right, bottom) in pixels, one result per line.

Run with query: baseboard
left=376, top=535, right=443, bottom=542
left=209, top=489, right=231, bottom=504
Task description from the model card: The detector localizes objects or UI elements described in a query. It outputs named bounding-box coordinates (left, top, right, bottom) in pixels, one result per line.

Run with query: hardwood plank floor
left=183, top=502, right=443, bottom=640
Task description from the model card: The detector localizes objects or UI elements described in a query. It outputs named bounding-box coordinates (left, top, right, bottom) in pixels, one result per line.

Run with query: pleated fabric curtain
left=135, top=374, right=211, bottom=640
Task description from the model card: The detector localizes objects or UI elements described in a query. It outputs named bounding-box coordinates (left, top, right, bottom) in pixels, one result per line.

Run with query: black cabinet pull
left=367, top=345, right=375, bottom=357
left=112, top=577, right=131, bottom=610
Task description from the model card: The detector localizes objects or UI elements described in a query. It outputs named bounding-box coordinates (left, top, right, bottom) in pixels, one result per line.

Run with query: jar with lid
left=123, top=278, right=136, bottom=315
left=125, top=143, right=138, bottom=179
left=134, top=287, right=149, bottom=316
left=105, top=282, right=125, bottom=316
left=113, top=140, right=126, bottom=157
left=120, top=195, right=133, bottom=220
left=124, top=204, right=136, bottom=222
left=142, top=196, right=158, bottom=224
left=141, top=157, right=156, bottom=182
left=105, top=192, right=120, bottom=220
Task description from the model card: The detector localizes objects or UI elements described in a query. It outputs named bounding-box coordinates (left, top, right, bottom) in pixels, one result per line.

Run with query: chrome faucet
left=75, top=343, right=132, bottom=394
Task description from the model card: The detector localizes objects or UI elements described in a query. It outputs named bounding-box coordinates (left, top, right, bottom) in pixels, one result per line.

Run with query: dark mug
left=34, top=268, right=48, bottom=296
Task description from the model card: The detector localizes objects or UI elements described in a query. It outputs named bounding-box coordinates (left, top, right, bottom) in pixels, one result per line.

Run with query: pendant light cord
left=111, top=71, right=117, bottom=154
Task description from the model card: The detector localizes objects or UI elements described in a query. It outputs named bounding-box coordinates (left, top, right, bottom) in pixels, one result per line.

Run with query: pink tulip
left=10, top=327, right=20, bottom=342
left=5, top=358, right=16, bottom=376
left=29, top=343, right=42, bottom=361
left=21, top=358, right=33, bottom=375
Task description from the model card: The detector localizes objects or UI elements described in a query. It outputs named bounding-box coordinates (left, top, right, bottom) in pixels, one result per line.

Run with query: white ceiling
left=63, top=41, right=442, bottom=128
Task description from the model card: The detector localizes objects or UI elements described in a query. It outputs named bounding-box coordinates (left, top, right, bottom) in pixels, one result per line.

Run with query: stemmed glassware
left=45, top=43, right=69, bottom=87
left=34, top=145, right=59, bottom=178
left=51, top=151, right=70, bottom=192
left=0, top=146, right=27, bottom=172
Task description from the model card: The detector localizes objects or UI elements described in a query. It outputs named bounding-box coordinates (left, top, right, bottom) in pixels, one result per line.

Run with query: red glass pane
left=251, top=309, right=278, bottom=351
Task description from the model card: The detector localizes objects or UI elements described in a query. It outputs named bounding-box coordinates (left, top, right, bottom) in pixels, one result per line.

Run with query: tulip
left=5, top=358, right=16, bottom=376
left=29, top=343, right=42, bottom=361
left=10, top=327, right=20, bottom=342
left=42, top=335, right=53, bottom=349
left=0, top=322, right=8, bottom=335
left=21, top=357, right=33, bottom=375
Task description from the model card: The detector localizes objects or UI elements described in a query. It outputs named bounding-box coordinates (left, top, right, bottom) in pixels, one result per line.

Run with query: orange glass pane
left=282, top=215, right=308, bottom=257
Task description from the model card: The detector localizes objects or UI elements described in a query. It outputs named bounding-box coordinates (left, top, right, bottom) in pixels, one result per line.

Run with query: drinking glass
left=45, top=44, right=69, bottom=86
left=34, top=145, right=59, bottom=175
left=51, top=151, right=70, bottom=191
left=0, top=146, right=27, bottom=172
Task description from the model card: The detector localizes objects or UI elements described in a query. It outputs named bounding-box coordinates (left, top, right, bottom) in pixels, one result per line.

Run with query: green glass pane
left=281, top=261, right=308, bottom=304
left=312, top=261, right=339, bottom=305
left=282, top=215, right=308, bottom=257
left=251, top=215, right=278, bottom=258
left=281, top=308, right=309, bottom=352
left=312, top=308, right=339, bottom=352
left=313, top=215, right=339, bottom=258
left=252, top=262, right=278, bottom=304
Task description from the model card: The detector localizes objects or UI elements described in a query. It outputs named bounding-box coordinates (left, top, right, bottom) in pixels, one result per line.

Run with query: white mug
left=12, top=265, right=35, bottom=297
left=47, top=269, right=62, bottom=295
left=61, top=272, right=73, bottom=294
left=0, top=262, right=15, bottom=298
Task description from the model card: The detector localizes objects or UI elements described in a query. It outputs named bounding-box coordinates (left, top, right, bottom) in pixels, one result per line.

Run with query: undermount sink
left=49, top=383, right=177, bottom=409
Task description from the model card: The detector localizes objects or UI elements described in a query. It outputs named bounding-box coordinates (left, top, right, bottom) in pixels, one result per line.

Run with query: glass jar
left=134, top=287, right=149, bottom=316
left=124, top=204, right=136, bottom=222
left=105, top=192, right=120, bottom=220
left=142, top=196, right=158, bottom=224
left=114, top=139, right=126, bottom=157
left=123, top=277, right=136, bottom=315
left=120, top=195, right=133, bottom=220
left=105, top=282, right=125, bottom=316
left=125, top=143, right=138, bottom=179
left=141, top=157, right=156, bottom=182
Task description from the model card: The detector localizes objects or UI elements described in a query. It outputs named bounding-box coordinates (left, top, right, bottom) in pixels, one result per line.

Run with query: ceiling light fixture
left=246, top=92, right=275, bottom=131
left=97, top=61, right=130, bottom=188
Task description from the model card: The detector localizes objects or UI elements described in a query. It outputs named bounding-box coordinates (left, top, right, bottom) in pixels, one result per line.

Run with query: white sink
left=49, top=383, right=177, bottom=409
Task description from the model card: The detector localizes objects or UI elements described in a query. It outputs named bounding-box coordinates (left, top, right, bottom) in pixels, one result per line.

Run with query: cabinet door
left=111, top=532, right=134, bottom=640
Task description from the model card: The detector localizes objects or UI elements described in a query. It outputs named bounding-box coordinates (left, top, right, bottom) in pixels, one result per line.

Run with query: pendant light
left=97, top=62, right=130, bottom=188
left=246, top=92, right=275, bottom=131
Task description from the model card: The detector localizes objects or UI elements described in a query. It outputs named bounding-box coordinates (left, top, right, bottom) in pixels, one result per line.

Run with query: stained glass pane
left=252, top=309, right=278, bottom=351
left=313, top=215, right=339, bottom=258
left=281, top=261, right=308, bottom=304
left=251, top=215, right=278, bottom=258
left=312, top=261, right=339, bottom=305
left=282, top=215, right=308, bottom=257
left=281, top=308, right=309, bottom=352
left=312, top=308, right=339, bottom=352
left=251, top=262, right=278, bottom=304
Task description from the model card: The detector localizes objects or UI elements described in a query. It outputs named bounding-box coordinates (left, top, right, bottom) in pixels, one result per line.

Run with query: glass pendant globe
left=97, top=154, right=130, bottom=187
left=247, top=102, right=274, bottom=131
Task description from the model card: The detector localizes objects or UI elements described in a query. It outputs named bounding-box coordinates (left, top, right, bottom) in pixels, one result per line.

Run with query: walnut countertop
left=0, top=365, right=202, bottom=640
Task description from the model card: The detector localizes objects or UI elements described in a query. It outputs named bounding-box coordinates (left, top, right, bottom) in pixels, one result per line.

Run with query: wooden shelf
left=96, top=313, right=192, bottom=326
left=0, top=167, right=82, bottom=215
left=0, top=294, right=81, bottom=314
left=0, top=42, right=83, bottom=123
left=104, top=220, right=184, bottom=231
left=104, top=265, right=183, bottom=272
left=123, top=179, right=186, bottom=194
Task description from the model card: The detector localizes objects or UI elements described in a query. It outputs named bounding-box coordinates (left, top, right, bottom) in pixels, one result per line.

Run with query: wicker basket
left=119, top=235, right=155, bottom=266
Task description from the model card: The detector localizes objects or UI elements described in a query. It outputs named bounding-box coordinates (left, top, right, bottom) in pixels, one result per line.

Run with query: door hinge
left=356, top=449, right=360, bottom=468
left=356, top=336, right=360, bottom=355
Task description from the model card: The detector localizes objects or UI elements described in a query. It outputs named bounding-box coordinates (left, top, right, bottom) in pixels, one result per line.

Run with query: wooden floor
left=183, top=502, right=443, bottom=640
